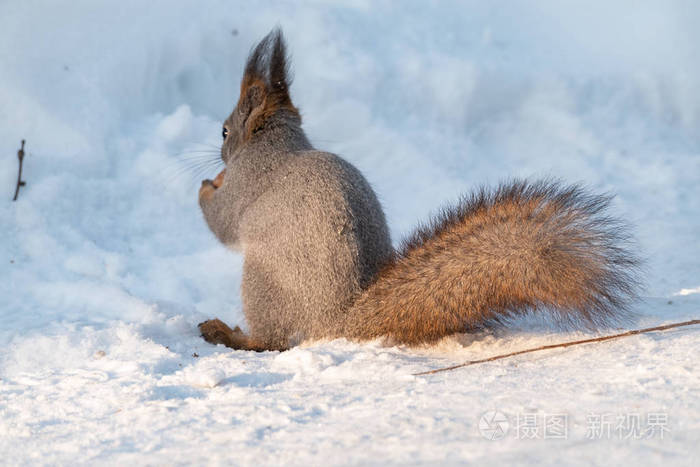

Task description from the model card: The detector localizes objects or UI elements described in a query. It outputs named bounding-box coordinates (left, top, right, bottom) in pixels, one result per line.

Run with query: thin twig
left=413, top=319, right=700, bottom=376
left=13, top=139, right=26, bottom=201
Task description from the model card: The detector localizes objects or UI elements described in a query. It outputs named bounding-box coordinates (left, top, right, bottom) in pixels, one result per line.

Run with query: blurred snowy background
left=1, top=1, right=698, bottom=465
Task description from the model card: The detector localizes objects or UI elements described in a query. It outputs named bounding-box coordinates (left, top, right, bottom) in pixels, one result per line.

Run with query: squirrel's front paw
left=199, top=179, right=216, bottom=202
left=198, top=169, right=226, bottom=203
left=213, top=169, right=226, bottom=188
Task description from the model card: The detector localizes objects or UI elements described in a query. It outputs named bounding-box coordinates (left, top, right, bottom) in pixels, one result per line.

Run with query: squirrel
left=197, top=29, right=640, bottom=352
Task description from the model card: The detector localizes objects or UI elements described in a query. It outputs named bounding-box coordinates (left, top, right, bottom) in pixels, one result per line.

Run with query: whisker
left=184, top=141, right=221, bottom=149
left=172, top=151, right=221, bottom=159
left=163, top=160, right=217, bottom=184
left=172, top=157, right=221, bottom=166
left=179, top=143, right=221, bottom=155
left=171, top=162, right=221, bottom=179
left=162, top=156, right=224, bottom=189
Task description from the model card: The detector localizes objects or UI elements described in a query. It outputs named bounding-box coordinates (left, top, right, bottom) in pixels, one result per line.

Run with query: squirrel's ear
left=238, top=28, right=299, bottom=138
left=237, top=81, right=264, bottom=117
left=267, top=28, right=293, bottom=108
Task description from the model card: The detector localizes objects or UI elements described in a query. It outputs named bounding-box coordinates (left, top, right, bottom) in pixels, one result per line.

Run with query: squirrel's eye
left=222, top=127, right=229, bottom=139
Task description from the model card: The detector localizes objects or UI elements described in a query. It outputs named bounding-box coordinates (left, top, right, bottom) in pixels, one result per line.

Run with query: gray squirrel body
left=198, top=29, right=639, bottom=351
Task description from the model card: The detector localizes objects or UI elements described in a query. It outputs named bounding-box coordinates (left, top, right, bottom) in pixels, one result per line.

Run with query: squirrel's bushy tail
left=343, top=180, right=641, bottom=345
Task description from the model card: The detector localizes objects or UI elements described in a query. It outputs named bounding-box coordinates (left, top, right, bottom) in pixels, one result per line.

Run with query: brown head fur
left=237, top=28, right=300, bottom=140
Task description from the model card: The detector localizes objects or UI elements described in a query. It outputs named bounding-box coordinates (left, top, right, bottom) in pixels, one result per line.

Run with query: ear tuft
left=238, top=28, right=298, bottom=138
left=268, top=28, right=291, bottom=98
left=241, top=30, right=274, bottom=90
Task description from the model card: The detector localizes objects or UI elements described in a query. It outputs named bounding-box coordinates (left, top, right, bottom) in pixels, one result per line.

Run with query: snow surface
left=1, top=1, right=699, bottom=465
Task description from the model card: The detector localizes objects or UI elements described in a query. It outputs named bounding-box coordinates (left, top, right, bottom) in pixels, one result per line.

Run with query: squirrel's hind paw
left=198, top=319, right=267, bottom=351
left=198, top=318, right=237, bottom=347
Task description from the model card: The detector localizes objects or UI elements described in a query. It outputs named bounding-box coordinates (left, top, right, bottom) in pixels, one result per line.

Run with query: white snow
left=1, top=1, right=699, bottom=465
left=675, top=287, right=700, bottom=297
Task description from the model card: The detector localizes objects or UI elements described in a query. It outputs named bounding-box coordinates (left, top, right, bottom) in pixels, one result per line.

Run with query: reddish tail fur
left=342, top=180, right=641, bottom=345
